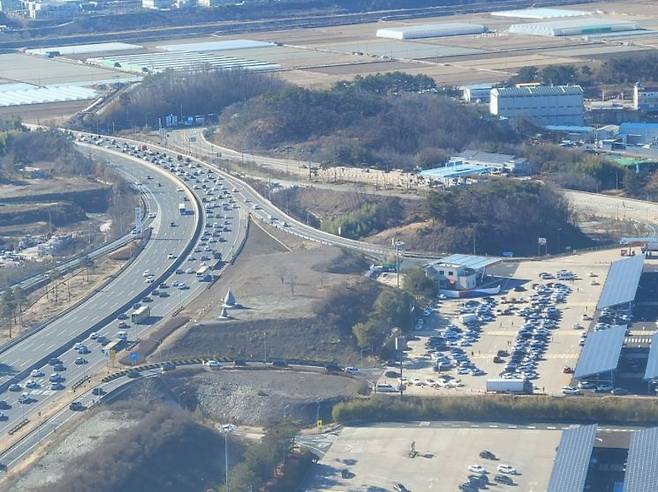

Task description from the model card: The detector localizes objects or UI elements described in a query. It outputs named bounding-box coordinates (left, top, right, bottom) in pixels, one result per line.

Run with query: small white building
left=634, top=84, right=658, bottom=113
left=448, top=150, right=529, bottom=175
left=425, top=254, right=500, bottom=292
left=142, top=0, right=169, bottom=9
left=461, top=84, right=493, bottom=104
left=490, top=85, right=584, bottom=126
left=25, top=0, right=78, bottom=19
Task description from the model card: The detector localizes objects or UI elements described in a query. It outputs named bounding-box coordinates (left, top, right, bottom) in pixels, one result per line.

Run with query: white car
left=344, top=367, right=359, bottom=375
left=468, top=465, right=486, bottom=474
left=30, top=369, right=44, bottom=378
left=206, top=360, right=221, bottom=368
left=25, top=379, right=39, bottom=389
left=497, top=464, right=516, bottom=474
left=142, top=270, right=151, bottom=277
left=145, top=278, right=154, bottom=284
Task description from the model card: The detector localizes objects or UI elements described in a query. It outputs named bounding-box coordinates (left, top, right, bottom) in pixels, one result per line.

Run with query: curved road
left=0, top=137, right=246, bottom=445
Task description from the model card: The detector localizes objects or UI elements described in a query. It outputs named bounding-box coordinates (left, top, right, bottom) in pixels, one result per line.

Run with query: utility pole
left=396, top=336, right=404, bottom=399
left=394, top=239, right=405, bottom=288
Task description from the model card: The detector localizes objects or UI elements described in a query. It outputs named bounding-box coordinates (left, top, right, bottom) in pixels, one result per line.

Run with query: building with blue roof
left=619, top=122, right=658, bottom=145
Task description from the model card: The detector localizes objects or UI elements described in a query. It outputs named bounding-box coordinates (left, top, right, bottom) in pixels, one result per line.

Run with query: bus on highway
left=131, top=305, right=150, bottom=324
left=102, top=338, right=126, bottom=355
left=196, top=265, right=211, bottom=281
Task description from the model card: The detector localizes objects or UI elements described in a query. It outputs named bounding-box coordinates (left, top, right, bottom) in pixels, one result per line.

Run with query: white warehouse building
left=376, top=23, right=486, bottom=40
left=508, top=18, right=640, bottom=37
left=490, top=85, right=584, bottom=126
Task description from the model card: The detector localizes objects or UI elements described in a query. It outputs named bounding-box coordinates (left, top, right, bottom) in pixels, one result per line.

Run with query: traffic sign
left=130, top=352, right=139, bottom=365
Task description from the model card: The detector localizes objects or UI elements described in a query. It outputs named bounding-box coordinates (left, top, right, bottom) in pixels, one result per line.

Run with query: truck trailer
left=486, top=378, right=532, bottom=394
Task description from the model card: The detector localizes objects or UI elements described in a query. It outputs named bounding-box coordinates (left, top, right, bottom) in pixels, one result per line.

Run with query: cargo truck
left=486, top=378, right=532, bottom=394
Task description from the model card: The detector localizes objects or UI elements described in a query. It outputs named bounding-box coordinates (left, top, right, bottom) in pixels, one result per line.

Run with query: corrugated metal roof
left=492, top=85, right=583, bottom=97
left=491, top=8, right=590, bottom=19
left=547, top=424, right=597, bottom=492
left=597, top=254, right=644, bottom=309
left=419, top=164, right=494, bottom=179
left=435, top=254, right=500, bottom=270
left=25, top=42, right=141, bottom=56
left=643, top=333, right=658, bottom=380
left=624, top=427, right=658, bottom=492
left=574, top=325, right=626, bottom=379
left=157, top=40, right=275, bottom=52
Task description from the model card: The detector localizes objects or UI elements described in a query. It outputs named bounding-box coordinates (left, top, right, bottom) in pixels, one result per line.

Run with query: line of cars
left=430, top=299, right=498, bottom=377
left=499, top=281, right=572, bottom=382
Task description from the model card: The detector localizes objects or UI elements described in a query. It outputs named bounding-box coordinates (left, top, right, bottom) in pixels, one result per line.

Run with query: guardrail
left=0, top=142, right=205, bottom=394
left=70, top=375, right=91, bottom=392
left=7, top=419, right=29, bottom=436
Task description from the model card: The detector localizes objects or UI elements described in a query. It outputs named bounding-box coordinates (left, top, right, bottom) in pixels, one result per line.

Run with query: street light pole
left=394, top=240, right=405, bottom=288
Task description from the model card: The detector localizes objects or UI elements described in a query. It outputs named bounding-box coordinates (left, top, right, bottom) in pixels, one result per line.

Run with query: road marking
left=547, top=426, right=557, bottom=430
left=527, top=426, right=537, bottom=429
left=488, top=425, right=499, bottom=428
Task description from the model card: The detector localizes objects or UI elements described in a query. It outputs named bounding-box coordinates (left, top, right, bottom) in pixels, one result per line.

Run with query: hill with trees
left=215, top=72, right=525, bottom=171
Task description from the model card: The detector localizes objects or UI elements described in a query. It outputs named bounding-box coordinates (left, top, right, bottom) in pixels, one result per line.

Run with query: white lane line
left=527, top=426, right=537, bottom=429
left=547, top=426, right=557, bottom=430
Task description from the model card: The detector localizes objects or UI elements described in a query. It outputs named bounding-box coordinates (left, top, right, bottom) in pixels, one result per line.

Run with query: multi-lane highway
left=0, top=136, right=247, bottom=453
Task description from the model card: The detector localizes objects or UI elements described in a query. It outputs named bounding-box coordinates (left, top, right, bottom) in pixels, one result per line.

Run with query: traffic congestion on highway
left=0, top=133, right=248, bottom=462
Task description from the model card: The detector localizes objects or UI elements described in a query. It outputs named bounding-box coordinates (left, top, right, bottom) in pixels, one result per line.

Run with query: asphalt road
left=0, top=139, right=246, bottom=442
left=134, top=131, right=407, bottom=259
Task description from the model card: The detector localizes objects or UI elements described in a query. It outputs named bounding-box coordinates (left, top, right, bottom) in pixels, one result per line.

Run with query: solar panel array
left=624, top=427, right=658, bottom=492
left=0, top=84, right=97, bottom=107
left=547, top=424, right=597, bottom=492
left=574, top=325, right=626, bottom=379
left=88, top=52, right=280, bottom=74
left=436, top=254, right=500, bottom=270
left=597, top=254, right=645, bottom=309
left=643, top=333, right=658, bottom=380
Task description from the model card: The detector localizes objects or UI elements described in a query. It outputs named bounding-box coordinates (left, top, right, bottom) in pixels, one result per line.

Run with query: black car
left=479, top=450, right=497, bottom=460
left=161, top=361, right=176, bottom=371
left=53, top=364, right=66, bottom=372
left=495, top=474, right=514, bottom=485
left=126, top=370, right=141, bottom=379
left=0, top=400, right=8, bottom=409
left=91, top=387, right=105, bottom=396
left=117, top=313, right=129, bottom=320
left=234, top=359, right=247, bottom=367
left=48, top=357, right=62, bottom=366
left=69, top=401, right=85, bottom=411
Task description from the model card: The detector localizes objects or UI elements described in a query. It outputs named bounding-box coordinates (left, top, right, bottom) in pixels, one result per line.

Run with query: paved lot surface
left=382, top=249, right=625, bottom=396
left=306, top=424, right=561, bottom=492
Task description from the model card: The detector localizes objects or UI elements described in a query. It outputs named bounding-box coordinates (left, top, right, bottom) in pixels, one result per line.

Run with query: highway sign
left=130, top=352, right=138, bottom=365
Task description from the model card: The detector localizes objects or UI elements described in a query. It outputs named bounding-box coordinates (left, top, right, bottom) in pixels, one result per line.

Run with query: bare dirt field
left=154, top=367, right=364, bottom=425
left=157, top=220, right=374, bottom=366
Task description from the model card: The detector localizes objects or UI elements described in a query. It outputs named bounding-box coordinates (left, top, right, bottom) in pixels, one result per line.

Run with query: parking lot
left=307, top=424, right=560, bottom=492
left=379, top=249, right=621, bottom=396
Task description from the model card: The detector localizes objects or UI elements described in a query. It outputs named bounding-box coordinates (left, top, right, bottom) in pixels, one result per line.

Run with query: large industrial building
left=491, top=7, right=590, bottom=19
left=490, top=85, right=584, bottom=126
left=375, top=23, right=486, bottom=40
left=508, top=18, right=640, bottom=37
left=634, top=84, right=658, bottom=113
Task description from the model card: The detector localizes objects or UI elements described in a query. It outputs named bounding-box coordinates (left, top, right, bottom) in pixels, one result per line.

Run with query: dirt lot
left=307, top=424, right=561, bottom=492
left=158, top=220, right=374, bottom=366
left=155, top=367, right=364, bottom=426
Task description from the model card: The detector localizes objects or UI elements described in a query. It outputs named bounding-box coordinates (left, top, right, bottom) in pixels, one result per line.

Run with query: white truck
left=460, top=313, right=478, bottom=324
left=486, top=379, right=532, bottom=394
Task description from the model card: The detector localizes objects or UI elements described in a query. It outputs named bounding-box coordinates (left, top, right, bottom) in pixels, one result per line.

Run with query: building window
left=448, top=271, right=454, bottom=276
left=439, top=270, right=444, bottom=275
